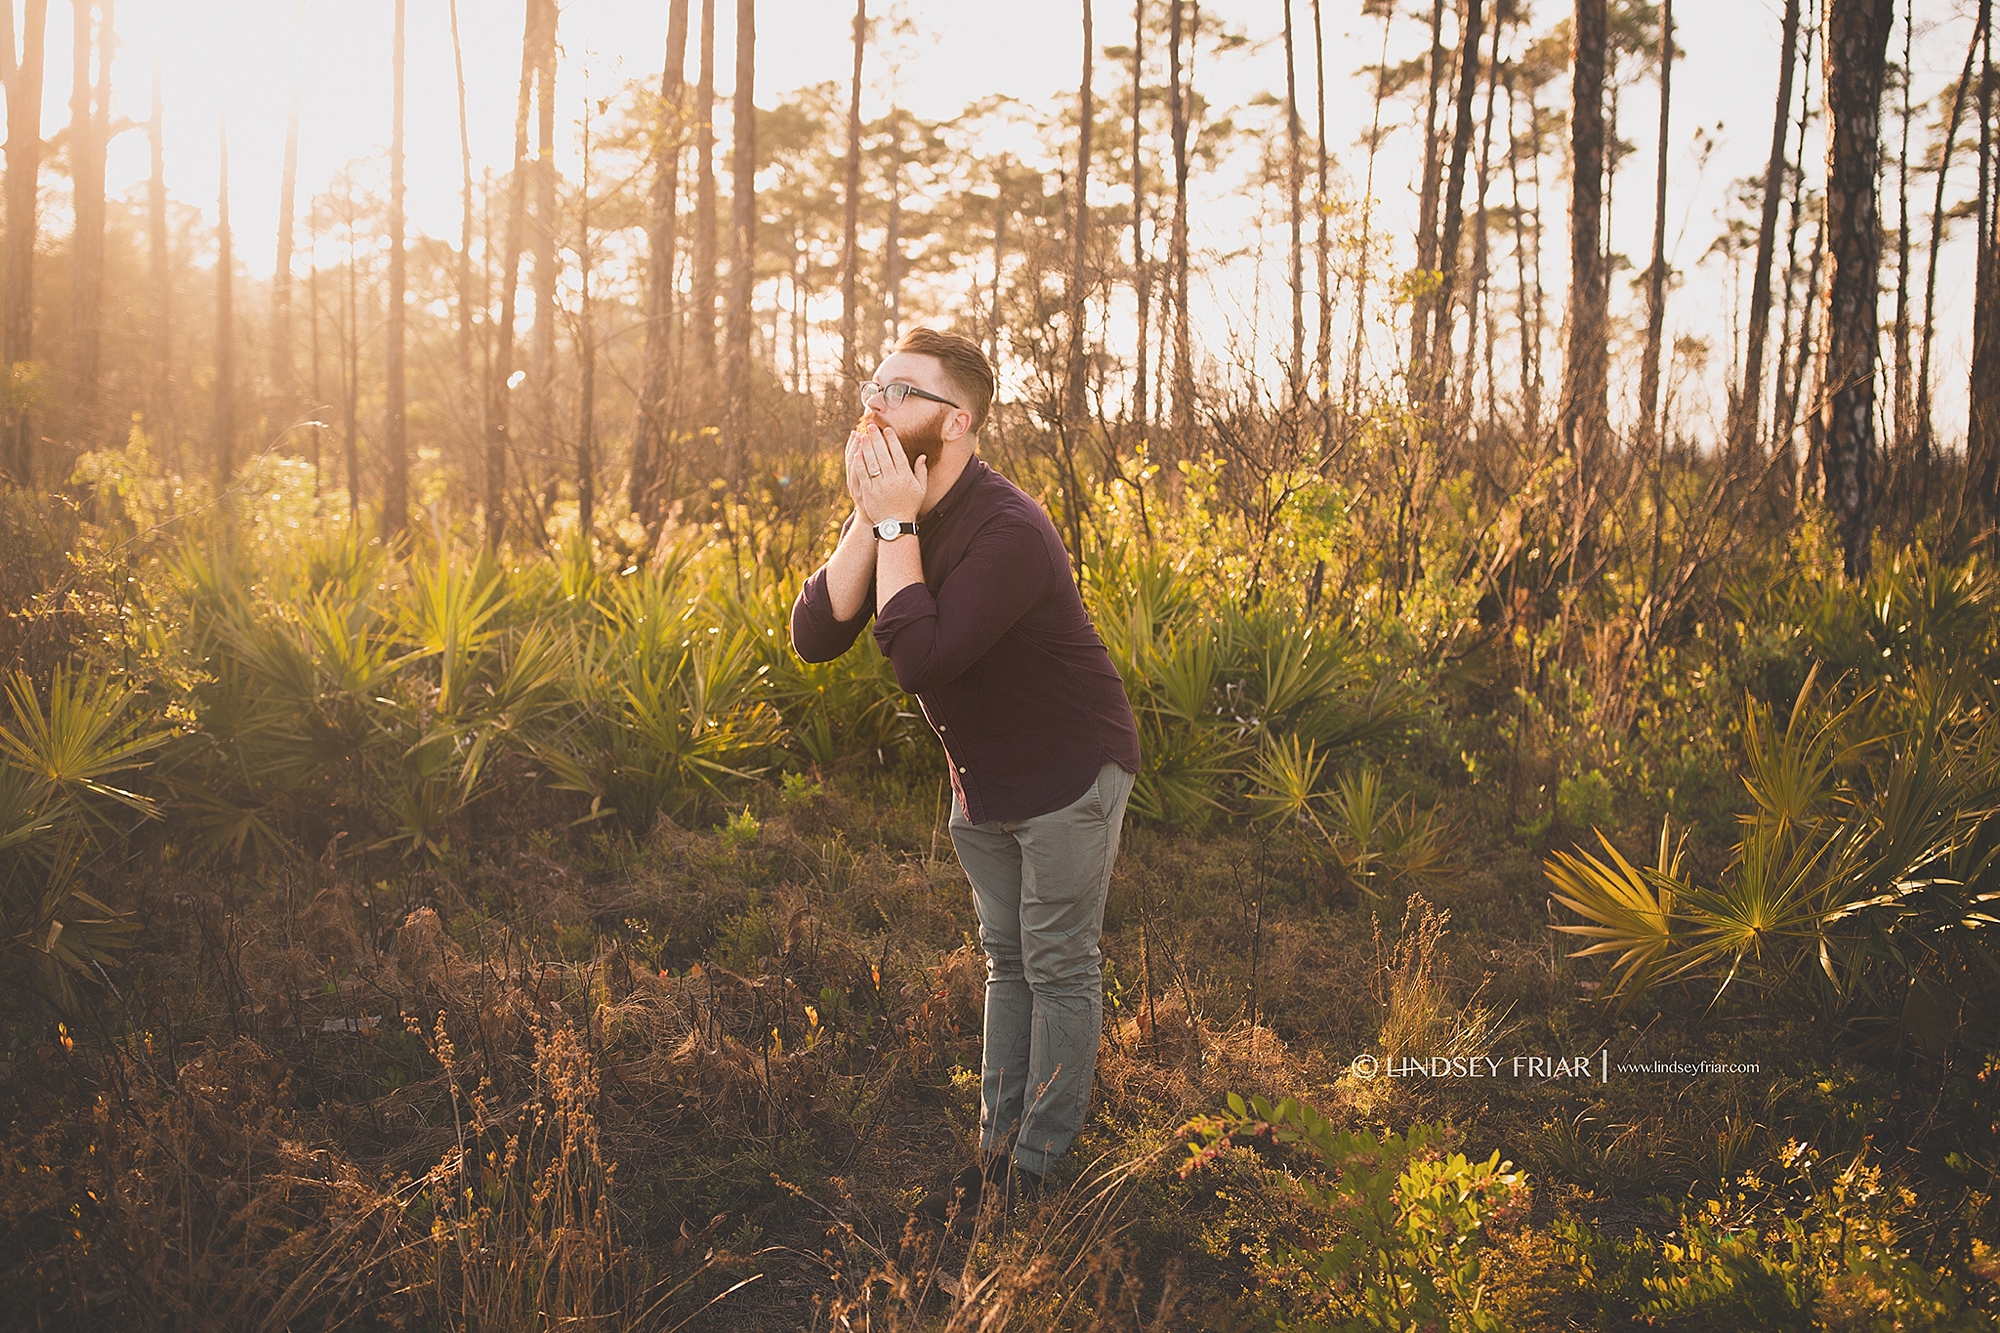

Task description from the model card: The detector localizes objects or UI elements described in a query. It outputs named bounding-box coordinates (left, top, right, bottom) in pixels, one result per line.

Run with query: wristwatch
left=874, top=519, right=919, bottom=541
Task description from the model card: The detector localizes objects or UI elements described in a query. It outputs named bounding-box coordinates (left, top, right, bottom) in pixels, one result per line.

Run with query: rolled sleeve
left=790, top=568, right=872, bottom=663
left=873, top=521, right=1050, bottom=693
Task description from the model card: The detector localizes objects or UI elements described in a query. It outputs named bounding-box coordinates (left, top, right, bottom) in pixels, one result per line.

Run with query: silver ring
left=866, top=467, right=881, bottom=478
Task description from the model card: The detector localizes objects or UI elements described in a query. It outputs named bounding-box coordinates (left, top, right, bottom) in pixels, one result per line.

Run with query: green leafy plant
left=1547, top=656, right=2000, bottom=1029
left=0, top=666, right=169, bottom=1011
left=1183, top=1098, right=1526, bottom=1332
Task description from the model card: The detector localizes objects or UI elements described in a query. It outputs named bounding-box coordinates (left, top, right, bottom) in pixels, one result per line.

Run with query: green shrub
left=1183, top=1097, right=1526, bottom=1332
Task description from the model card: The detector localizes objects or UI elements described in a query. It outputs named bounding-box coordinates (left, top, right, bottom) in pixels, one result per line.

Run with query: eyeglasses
left=860, top=381, right=961, bottom=410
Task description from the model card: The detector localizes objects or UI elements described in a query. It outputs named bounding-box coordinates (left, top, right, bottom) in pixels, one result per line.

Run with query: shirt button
left=958, top=766, right=967, bottom=774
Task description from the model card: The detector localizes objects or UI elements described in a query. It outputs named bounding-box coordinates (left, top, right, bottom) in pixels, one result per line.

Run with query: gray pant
left=949, top=761, right=1135, bottom=1176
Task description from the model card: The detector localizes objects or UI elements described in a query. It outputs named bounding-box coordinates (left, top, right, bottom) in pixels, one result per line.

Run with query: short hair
left=894, top=327, right=995, bottom=434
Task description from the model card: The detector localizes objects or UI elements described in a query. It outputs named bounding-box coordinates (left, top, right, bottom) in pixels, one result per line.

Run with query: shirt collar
left=922, top=455, right=987, bottom=527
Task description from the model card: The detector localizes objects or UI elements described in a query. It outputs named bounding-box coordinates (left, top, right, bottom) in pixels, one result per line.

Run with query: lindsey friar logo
left=1347, top=1051, right=1610, bottom=1083
left=1345, top=1052, right=1764, bottom=1083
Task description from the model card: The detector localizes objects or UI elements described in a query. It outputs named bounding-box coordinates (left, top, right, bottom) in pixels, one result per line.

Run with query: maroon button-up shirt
left=790, top=458, right=1142, bottom=825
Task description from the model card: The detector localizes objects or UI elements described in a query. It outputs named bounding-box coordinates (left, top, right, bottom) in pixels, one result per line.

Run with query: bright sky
left=32, top=0, right=1988, bottom=440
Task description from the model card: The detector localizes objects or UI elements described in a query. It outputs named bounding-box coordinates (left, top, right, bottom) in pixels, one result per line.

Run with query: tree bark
left=1168, top=0, right=1192, bottom=443
left=1817, top=0, right=1894, bottom=578
left=1771, top=9, right=1820, bottom=465
left=1559, top=0, right=1608, bottom=489
left=840, top=0, right=864, bottom=386
left=1462, top=5, right=1503, bottom=434
left=270, top=0, right=300, bottom=416
left=1065, top=0, right=1094, bottom=425
left=1407, top=0, right=1448, bottom=384
left=630, top=0, right=691, bottom=523
left=451, top=0, right=476, bottom=442
left=882, top=115, right=901, bottom=351
left=1972, top=205, right=2000, bottom=521
left=214, top=115, right=235, bottom=486
left=1916, top=9, right=1984, bottom=469
left=1311, top=0, right=1330, bottom=402
left=1636, top=0, right=1673, bottom=456
left=69, top=0, right=108, bottom=423
left=1729, top=0, right=1801, bottom=458
left=383, top=0, right=407, bottom=536
left=578, top=90, right=595, bottom=536
left=342, top=181, right=359, bottom=518
left=1429, top=0, right=1485, bottom=408
left=148, top=51, right=170, bottom=447
left=1970, top=0, right=2000, bottom=518
left=530, top=0, right=558, bottom=473
left=1890, top=0, right=1913, bottom=467
left=693, top=0, right=718, bottom=384
left=1132, top=0, right=1150, bottom=430
left=723, top=0, right=755, bottom=487
left=1282, top=0, right=1303, bottom=397
left=1347, top=1, right=1392, bottom=416
left=2, top=0, right=48, bottom=485
left=486, top=0, right=541, bottom=547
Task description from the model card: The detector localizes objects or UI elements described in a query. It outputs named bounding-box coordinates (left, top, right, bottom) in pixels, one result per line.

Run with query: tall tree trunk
left=840, top=0, right=865, bottom=385
left=1065, top=0, right=1094, bottom=425
left=578, top=88, right=595, bottom=536
left=1282, top=0, right=1303, bottom=397
left=215, top=115, right=235, bottom=487
left=1730, top=0, right=1802, bottom=457
left=2, top=0, right=48, bottom=485
left=451, top=0, right=476, bottom=443
left=1636, top=0, right=1673, bottom=455
left=148, top=51, right=170, bottom=448
left=988, top=187, right=1007, bottom=364
left=270, top=0, right=300, bottom=416
left=1168, top=0, right=1192, bottom=443
left=1462, top=6, right=1503, bottom=434
left=693, top=0, right=718, bottom=385
left=1559, top=0, right=1609, bottom=490
left=530, top=0, right=559, bottom=472
left=1429, top=0, right=1485, bottom=409
left=630, top=0, right=690, bottom=523
left=1771, top=7, right=1820, bottom=464
left=1311, top=0, right=1330, bottom=401
left=723, top=0, right=755, bottom=487
left=486, top=0, right=541, bottom=547
left=343, top=181, right=359, bottom=518
left=1132, top=0, right=1150, bottom=430
left=1973, top=207, right=2000, bottom=522
left=1970, top=0, right=2000, bottom=518
left=1916, top=9, right=1984, bottom=468
left=1817, top=0, right=1894, bottom=578
left=69, top=0, right=108, bottom=425
left=383, top=0, right=407, bottom=536
left=1347, top=1, right=1392, bottom=416
left=882, top=117, right=901, bottom=351
left=1507, top=66, right=1537, bottom=432
left=1889, top=0, right=1913, bottom=467
left=308, top=197, right=322, bottom=494
left=1407, top=0, right=1448, bottom=383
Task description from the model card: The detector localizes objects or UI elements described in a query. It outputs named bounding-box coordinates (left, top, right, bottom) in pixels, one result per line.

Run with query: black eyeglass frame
left=859, top=380, right=963, bottom=411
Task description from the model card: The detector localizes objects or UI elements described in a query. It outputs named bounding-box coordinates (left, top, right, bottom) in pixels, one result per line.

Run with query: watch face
left=875, top=519, right=898, bottom=540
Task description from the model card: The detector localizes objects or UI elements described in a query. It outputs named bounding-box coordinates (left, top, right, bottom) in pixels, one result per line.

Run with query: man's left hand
left=855, top=424, right=927, bottom=524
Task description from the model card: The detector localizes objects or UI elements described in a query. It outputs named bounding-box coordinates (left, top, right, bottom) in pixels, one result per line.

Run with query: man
left=789, top=327, right=1141, bottom=1224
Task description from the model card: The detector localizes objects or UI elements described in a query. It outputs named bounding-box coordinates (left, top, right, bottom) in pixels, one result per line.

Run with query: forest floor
left=9, top=756, right=1974, bottom=1330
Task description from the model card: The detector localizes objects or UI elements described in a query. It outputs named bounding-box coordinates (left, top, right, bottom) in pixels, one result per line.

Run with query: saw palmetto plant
left=0, top=666, right=168, bottom=1011
left=1548, top=657, right=2000, bottom=1025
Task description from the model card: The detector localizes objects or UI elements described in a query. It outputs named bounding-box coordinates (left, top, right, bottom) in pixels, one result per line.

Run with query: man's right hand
left=845, top=428, right=875, bottom=526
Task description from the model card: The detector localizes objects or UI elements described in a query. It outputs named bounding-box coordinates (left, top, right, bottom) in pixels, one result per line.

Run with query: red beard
left=859, top=405, right=948, bottom=464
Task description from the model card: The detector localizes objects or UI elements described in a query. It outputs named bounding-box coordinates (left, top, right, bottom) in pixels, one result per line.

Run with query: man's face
left=860, top=352, right=964, bottom=464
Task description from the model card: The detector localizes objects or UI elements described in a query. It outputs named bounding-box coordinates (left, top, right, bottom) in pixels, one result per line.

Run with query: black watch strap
left=874, top=520, right=919, bottom=539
